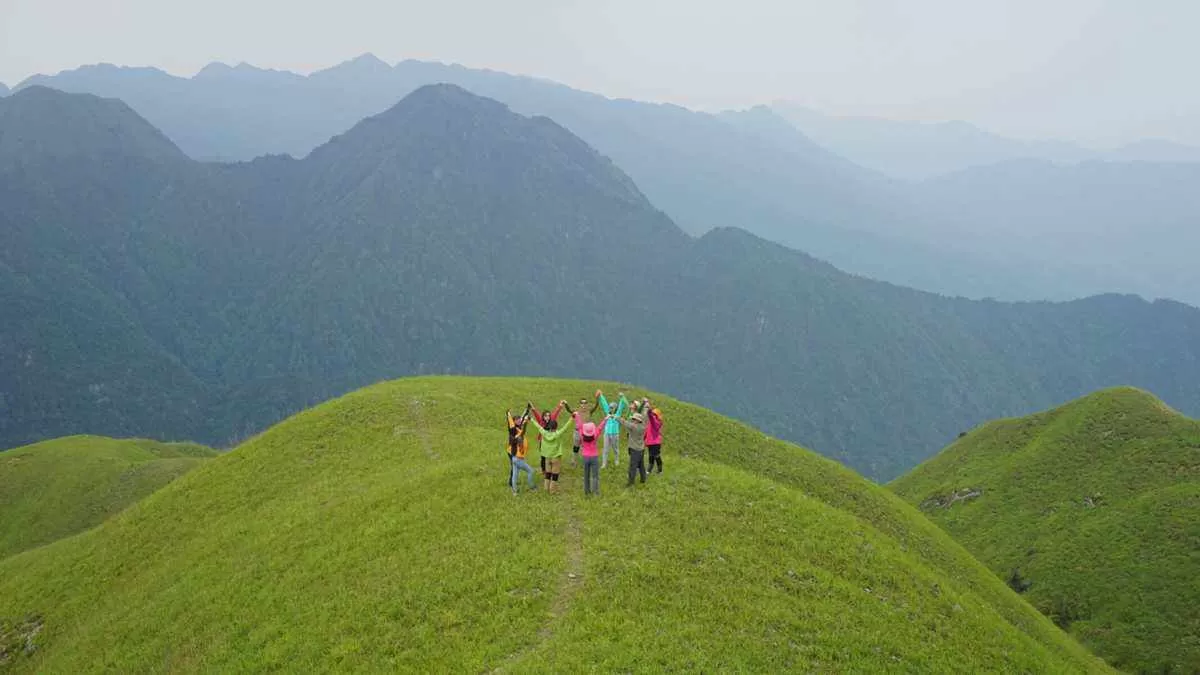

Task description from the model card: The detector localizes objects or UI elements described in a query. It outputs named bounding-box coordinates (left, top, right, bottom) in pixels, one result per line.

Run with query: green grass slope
left=0, top=436, right=216, bottom=560
left=0, top=378, right=1104, bottom=672
left=891, top=387, right=1200, bottom=673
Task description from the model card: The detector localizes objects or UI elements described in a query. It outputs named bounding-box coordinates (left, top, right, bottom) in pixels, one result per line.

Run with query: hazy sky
left=3, top=0, right=1198, bottom=145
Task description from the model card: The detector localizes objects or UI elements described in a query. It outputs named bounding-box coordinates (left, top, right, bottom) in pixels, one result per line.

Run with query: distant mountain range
left=18, top=56, right=1200, bottom=307
left=4, top=84, right=1200, bottom=480
left=772, top=102, right=1200, bottom=180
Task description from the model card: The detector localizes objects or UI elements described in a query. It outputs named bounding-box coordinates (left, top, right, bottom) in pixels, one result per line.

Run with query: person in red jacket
left=564, top=393, right=599, bottom=468
left=578, top=421, right=603, bottom=496
left=643, top=399, right=665, bottom=474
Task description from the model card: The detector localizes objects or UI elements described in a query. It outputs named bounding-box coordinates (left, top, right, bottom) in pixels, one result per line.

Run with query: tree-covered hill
left=4, top=85, right=1200, bottom=479
left=0, top=377, right=1107, bottom=672
left=891, top=388, right=1200, bottom=672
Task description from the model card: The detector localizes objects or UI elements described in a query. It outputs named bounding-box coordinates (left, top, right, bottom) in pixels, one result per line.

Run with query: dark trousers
left=507, top=454, right=515, bottom=487
left=627, top=448, right=646, bottom=485
left=647, top=444, right=662, bottom=473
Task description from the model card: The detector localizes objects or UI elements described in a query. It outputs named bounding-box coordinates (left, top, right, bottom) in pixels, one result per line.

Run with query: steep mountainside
left=19, top=58, right=1009, bottom=300
left=23, top=58, right=1200, bottom=305
left=0, top=378, right=1107, bottom=672
left=0, top=435, right=215, bottom=559
left=4, top=85, right=1200, bottom=480
left=891, top=388, right=1200, bottom=672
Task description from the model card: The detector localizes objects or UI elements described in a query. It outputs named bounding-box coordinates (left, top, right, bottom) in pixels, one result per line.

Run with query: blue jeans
left=582, top=456, right=600, bottom=495
left=511, top=457, right=535, bottom=492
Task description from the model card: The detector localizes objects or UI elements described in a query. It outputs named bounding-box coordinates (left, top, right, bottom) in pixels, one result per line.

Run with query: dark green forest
left=4, top=84, right=1200, bottom=479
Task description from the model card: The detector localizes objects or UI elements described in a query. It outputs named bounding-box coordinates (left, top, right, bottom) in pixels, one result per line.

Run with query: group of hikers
left=505, top=390, right=664, bottom=496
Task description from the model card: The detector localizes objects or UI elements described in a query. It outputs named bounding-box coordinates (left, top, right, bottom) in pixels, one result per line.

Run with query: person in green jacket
left=529, top=406, right=574, bottom=494
left=597, top=390, right=628, bottom=469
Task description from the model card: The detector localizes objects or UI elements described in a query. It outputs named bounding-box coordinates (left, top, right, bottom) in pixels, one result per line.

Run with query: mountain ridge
left=5, top=85, right=1200, bottom=482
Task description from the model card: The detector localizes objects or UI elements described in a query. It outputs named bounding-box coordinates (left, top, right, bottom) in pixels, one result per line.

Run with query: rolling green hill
left=0, top=436, right=215, bottom=560
left=0, top=378, right=1105, bottom=672
left=891, top=387, right=1200, bottom=672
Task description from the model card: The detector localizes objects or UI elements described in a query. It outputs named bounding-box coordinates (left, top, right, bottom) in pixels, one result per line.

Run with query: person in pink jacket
left=642, top=399, right=665, bottom=475
left=578, top=421, right=602, bottom=496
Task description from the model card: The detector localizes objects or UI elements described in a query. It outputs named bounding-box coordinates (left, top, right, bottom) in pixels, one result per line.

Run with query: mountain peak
left=301, top=82, right=659, bottom=231
left=0, top=82, right=9, bottom=97
left=312, top=52, right=392, bottom=79
left=0, top=86, right=185, bottom=164
left=195, top=61, right=234, bottom=78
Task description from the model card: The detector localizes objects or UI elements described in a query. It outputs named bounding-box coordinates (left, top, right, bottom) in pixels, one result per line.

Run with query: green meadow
left=0, top=377, right=1105, bottom=672
left=893, top=387, right=1200, bottom=673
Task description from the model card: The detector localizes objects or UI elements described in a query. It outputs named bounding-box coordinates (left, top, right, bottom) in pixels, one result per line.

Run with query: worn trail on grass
left=407, top=398, right=439, bottom=461
left=489, top=503, right=584, bottom=673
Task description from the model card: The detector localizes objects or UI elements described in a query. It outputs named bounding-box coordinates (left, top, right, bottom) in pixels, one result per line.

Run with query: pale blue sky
left=3, top=0, right=1198, bottom=145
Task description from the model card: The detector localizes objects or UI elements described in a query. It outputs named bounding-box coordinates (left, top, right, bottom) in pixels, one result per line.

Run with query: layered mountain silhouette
left=4, top=85, right=1200, bottom=480
left=892, top=388, right=1200, bottom=672
left=772, top=103, right=1200, bottom=179
left=20, top=56, right=1200, bottom=306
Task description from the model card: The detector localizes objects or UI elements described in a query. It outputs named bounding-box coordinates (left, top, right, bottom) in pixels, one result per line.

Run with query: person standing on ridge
left=563, top=393, right=600, bottom=468
left=597, top=390, right=628, bottom=469
left=644, top=399, right=665, bottom=475
left=529, top=406, right=573, bottom=493
left=614, top=409, right=648, bottom=486
left=578, top=419, right=602, bottom=496
left=530, top=400, right=566, bottom=478
left=506, top=405, right=532, bottom=489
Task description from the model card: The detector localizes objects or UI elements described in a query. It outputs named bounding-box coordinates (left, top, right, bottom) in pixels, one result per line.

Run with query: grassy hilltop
left=0, top=435, right=215, bottom=560
left=892, top=387, right=1200, bottom=673
left=0, top=378, right=1104, bottom=672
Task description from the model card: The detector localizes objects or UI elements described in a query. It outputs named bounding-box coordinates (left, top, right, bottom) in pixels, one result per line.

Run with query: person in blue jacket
left=597, top=390, right=628, bottom=469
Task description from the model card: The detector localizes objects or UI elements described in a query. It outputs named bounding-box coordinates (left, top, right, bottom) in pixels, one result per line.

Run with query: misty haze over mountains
left=6, top=83, right=1200, bottom=481
left=18, top=55, right=1200, bottom=308
left=772, top=102, right=1200, bottom=180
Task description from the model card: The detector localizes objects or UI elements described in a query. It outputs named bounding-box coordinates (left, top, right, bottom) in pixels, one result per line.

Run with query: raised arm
left=616, top=394, right=628, bottom=417
left=598, top=392, right=610, bottom=415
left=528, top=401, right=544, bottom=422
left=545, top=416, right=574, bottom=440
left=550, top=400, right=565, bottom=421
left=647, top=407, right=662, bottom=433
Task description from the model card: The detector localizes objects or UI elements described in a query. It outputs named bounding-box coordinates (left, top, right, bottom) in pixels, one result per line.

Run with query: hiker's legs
left=507, top=454, right=514, bottom=487
left=572, top=431, right=581, bottom=467
left=607, top=434, right=620, bottom=465
left=627, top=448, right=645, bottom=485
left=583, top=456, right=599, bottom=494
left=648, top=444, right=662, bottom=473
left=548, top=458, right=562, bottom=493
left=513, top=458, right=535, bottom=492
